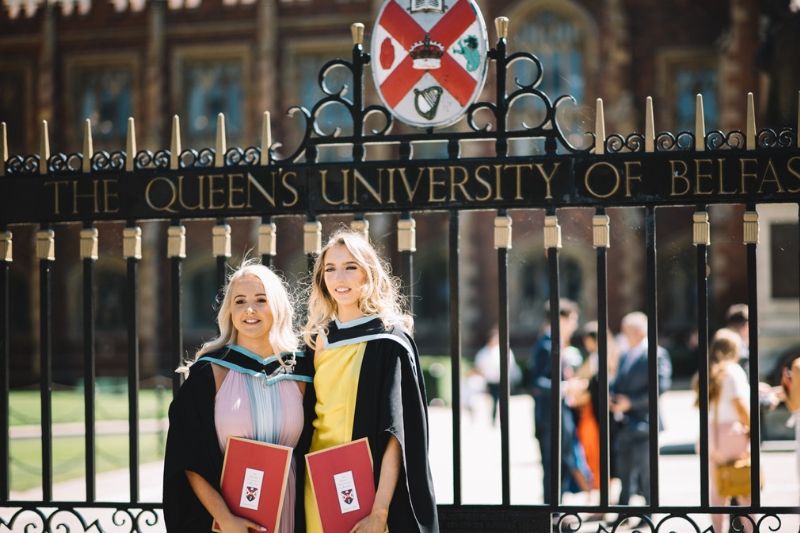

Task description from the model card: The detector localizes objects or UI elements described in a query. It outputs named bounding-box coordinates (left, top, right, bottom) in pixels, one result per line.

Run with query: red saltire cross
left=379, top=0, right=477, bottom=108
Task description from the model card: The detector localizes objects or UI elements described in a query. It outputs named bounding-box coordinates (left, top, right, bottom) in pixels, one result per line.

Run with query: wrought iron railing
left=1, top=16, right=799, bottom=533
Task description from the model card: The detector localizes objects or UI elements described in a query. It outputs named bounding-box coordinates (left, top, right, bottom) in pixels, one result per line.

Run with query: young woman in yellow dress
left=301, top=229, right=438, bottom=533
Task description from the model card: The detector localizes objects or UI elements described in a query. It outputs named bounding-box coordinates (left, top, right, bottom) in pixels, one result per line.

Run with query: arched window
left=296, top=53, right=352, bottom=162
left=94, top=264, right=126, bottom=332
left=8, top=268, right=30, bottom=335
left=509, top=246, right=592, bottom=333
left=184, top=61, right=244, bottom=146
left=412, top=232, right=449, bottom=352
left=65, top=260, right=126, bottom=338
left=657, top=50, right=719, bottom=132
left=174, top=46, right=249, bottom=147
left=183, top=258, right=218, bottom=334
left=505, top=0, right=597, bottom=155
left=76, top=68, right=133, bottom=148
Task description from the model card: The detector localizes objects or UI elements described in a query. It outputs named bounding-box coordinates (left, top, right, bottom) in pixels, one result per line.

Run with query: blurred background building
left=1, top=0, right=799, bottom=407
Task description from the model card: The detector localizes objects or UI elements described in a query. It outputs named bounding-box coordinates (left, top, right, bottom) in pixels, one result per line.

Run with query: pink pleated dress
left=214, top=366, right=304, bottom=533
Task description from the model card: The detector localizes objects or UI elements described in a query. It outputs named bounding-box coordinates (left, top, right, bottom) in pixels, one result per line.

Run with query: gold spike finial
left=304, top=221, right=322, bottom=255
left=594, top=98, right=605, bottom=155
left=126, top=117, right=136, bottom=171
left=495, top=17, right=509, bottom=40
left=695, top=94, right=705, bottom=151
left=258, top=222, right=277, bottom=256
left=746, top=92, right=756, bottom=150
left=261, top=111, right=272, bottom=165
left=215, top=113, right=226, bottom=167
left=82, top=118, right=93, bottom=173
left=170, top=115, right=181, bottom=170
left=397, top=217, right=416, bottom=252
left=645, top=96, right=655, bottom=153
left=350, top=218, right=369, bottom=240
left=1, top=122, right=7, bottom=177
left=39, top=120, right=50, bottom=174
left=494, top=215, right=512, bottom=249
left=351, top=23, right=364, bottom=46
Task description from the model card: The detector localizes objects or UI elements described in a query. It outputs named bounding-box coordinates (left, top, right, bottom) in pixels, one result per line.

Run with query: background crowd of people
left=469, top=299, right=800, bottom=523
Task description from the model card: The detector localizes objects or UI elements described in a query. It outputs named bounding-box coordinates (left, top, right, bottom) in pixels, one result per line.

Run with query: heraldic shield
left=371, top=0, right=489, bottom=128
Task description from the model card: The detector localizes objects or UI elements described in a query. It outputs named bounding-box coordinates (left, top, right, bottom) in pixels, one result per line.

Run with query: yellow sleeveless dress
left=304, top=341, right=366, bottom=533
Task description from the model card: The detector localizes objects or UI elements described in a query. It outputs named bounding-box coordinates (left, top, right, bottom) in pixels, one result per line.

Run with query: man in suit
left=610, top=312, right=672, bottom=508
left=528, top=299, right=590, bottom=503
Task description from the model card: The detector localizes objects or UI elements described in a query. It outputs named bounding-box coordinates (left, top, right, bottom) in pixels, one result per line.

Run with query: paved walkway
left=10, top=419, right=168, bottom=439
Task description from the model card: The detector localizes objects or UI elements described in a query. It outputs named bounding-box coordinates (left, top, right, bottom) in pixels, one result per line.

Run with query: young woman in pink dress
left=163, top=261, right=312, bottom=533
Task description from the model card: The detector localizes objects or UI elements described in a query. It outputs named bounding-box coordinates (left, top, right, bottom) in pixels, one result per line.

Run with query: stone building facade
left=1, top=0, right=798, bottom=386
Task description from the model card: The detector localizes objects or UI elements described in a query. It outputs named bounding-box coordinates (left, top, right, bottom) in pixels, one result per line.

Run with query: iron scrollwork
left=758, top=127, right=796, bottom=148
left=553, top=511, right=790, bottom=533
left=705, top=130, right=746, bottom=150
left=5, top=154, right=40, bottom=175
left=655, top=131, right=695, bottom=151
left=224, top=146, right=261, bottom=166
left=605, top=132, right=646, bottom=153
left=133, top=149, right=171, bottom=170
left=92, top=150, right=127, bottom=171
left=0, top=506, right=164, bottom=533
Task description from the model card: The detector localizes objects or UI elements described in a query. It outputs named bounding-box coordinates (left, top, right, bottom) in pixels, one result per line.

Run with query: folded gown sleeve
left=162, top=361, right=223, bottom=533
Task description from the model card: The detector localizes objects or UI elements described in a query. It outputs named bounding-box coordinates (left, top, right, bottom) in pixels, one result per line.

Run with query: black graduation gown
left=162, top=347, right=313, bottom=533
left=298, top=318, right=439, bottom=533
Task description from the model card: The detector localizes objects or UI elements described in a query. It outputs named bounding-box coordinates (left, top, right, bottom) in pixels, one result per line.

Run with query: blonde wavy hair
left=194, top=259, right=298, bottom=360
left=303, top=229, right=412, bottom=349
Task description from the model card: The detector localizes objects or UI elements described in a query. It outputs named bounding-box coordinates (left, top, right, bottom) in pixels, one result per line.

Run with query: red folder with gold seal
left=213, top=436, right=293, bottom=533
left=305, top=437, right=376, bottom=533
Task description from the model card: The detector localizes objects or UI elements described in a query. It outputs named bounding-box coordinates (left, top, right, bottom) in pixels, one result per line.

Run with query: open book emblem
left=408, top=0, right=446, bottom=13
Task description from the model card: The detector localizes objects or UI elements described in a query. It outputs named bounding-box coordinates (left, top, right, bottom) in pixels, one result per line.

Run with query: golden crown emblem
left=409, top=34, right=445, bottom=70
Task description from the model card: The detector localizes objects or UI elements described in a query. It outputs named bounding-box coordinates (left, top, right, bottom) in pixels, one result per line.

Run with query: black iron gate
left=1, top=16, right=800, bottom=533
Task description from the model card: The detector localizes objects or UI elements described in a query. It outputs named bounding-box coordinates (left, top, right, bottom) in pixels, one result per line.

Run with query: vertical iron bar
left=170, top=222, right=183, bottom=398
left=746, top=202, right=761, bottom=506
left=695, top=206, right=710, bottom=509
left=596, top=208, right=610, bottom=508
left=399, top=212, right=414, bottom=315
left=448, top=209, right=461, bottom=505
left=39, top=226, right=53, bottom=501
left=261, top=216, right=272, bottom=268
left=497, top=209, right=510, bottom=505
left=307, top=215, right=317, bottom=273
left=0, top=226, right=9, bottom=501
left=216, top=217, right=227, bottom=297
left=351, top=36, right=365, bottom=163
left=645, top=206, right=660, bottom=508
left=83, top=223, right=96, bottom=502
left=126, top=224, right=140, bottom=503
left=399, top=142, right=413, bottom=315
left=547, top=210, right=561, bottom=507
left=493, top=29, right=507, bottom=158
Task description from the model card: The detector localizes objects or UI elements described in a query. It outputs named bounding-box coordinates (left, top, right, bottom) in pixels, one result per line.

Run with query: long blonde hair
left=303, top=229, right=412, bottom=349
left=195, top=259, right=297, bottom=359
left=693, top=327, right=741, bottom=405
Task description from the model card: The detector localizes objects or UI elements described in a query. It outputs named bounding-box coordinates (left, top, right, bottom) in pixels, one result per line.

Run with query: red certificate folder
left=305, top=438, right=376, bottom=533
left=213, top=436, right=292, bottom=533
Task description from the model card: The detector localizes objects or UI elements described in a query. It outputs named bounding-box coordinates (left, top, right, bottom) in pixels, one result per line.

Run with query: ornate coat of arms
left=371, top=0, right=488, bottom=128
